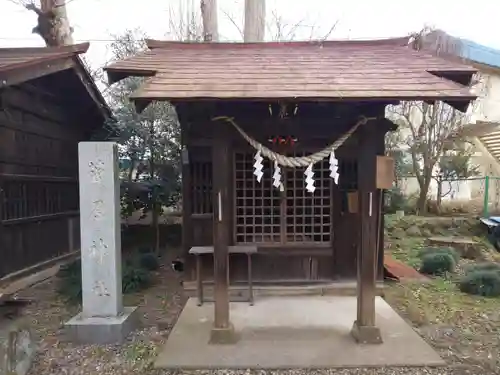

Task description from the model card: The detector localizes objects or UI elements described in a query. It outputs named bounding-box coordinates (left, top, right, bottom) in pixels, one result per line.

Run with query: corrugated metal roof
left=0, top=43, right=89, bottom=73
left=460, top=39, right=500, bottom=69
left=105, top=37, right=477, bottom=103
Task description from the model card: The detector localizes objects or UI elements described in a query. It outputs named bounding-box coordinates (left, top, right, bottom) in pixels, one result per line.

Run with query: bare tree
left=223, top=8, right=336, bottom=42
left=166, top=1, right=204, bottom=42
left=22, top=0, right=74, bottom=46
left=244, top=0, right=265, bottom=42
left=200, top=0, right=218, bottom=42
left=388, top=101, right=466, bottom=213
left=386, top=28, right=480, bottom=214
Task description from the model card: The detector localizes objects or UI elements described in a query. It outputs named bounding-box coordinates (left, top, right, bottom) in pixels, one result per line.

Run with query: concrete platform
left=65, top=306, right=139, bottom=345
left=155, top=296, right=445, bottom=369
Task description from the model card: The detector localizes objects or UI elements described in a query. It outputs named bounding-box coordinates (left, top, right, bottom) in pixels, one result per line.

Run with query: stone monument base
left=64, top=306, right=139, bottom=344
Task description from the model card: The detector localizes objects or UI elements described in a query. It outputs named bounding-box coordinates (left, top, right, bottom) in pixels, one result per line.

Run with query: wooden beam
left=0, top=57, right=74, bottom=88
left=71, top=59, right=113, bottom=121
left=209, top=119, right=237, bottom=344
left=351, top=121, right=382, bottom=344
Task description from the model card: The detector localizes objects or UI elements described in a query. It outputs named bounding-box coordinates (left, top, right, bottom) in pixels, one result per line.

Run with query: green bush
left=418, top=247, right=460, bottom=264
left=56, top=260, right=82, bottom=303
left=459, top=270, right=500, bottom=297
left=464, top=262, right=500, bottom=275
left=164, top=223, right=182, bottom=246
left=122, top=266, right=152, bottom=294
left=139, top=253, right=160, bottom=271
left=57, top=259, right=81, bottom=278
left=419, top=252, right=456, bottom=275
left=57, top=259, right=153, bottom=303
left=385, top=187, right=406, bottom=214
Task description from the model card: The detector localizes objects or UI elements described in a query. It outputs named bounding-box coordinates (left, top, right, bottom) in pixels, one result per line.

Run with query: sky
left=1, top=0, right=499, bottom=72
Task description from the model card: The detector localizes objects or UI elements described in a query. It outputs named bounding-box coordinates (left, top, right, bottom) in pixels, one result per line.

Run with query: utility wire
left=0, top=37, right=117, bottom=43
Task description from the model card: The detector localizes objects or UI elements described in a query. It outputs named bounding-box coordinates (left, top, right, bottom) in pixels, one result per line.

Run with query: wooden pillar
left=180, top=122, right=192, bottom=256
left=209, top=120, right=237, bottom=344
left=0, top=172, right=4, bottom=278
left=351, top=122, right=382, bottom=344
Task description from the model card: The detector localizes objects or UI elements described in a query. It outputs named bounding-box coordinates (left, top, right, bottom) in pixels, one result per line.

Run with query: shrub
left=57, top=259, right=81, bottom=278
left=138, top=246, right=153, bottom=254
left=418, top=247, right=460, bottom=264
left=139, top=253, right=160, bottom=271
left=385, top=187, right=406, bottom=214
left=56, top=259, right=82, bottom=303
left=419, top=252, right=456, bottom=275
left=459, top=270, right=500, bottom=297
left=164, top=223, right=182, bottom=246
left=122, top=266, right=152, bottom=294
left=57, top=259, right=153, bottom=303
left=464, top=262, right=500, bottom=275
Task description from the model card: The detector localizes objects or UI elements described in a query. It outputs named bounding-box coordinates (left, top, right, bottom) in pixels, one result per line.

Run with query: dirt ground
left=384, top=215, right=500, bottom=374
left=19, top=249, right=186, bottom=374
left=384, top=281, right=500, bottom=374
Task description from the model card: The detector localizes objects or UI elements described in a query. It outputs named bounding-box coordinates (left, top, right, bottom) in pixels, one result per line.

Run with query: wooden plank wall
left=0, top=83, right=87, bottom=277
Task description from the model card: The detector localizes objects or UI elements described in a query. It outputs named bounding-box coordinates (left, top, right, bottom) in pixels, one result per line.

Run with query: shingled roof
left=0, top=43, right=88, bottom=85
left=0, top=43, right=111, bottom=120
left=104, top=37, right=477, bottom=110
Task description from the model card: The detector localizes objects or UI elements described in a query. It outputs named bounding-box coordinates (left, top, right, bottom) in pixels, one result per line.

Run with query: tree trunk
left=416, top=175, right=432, bottom=215
left=153, top=209, right=160, bottom=256
left=244, top=0, right=266, bottom=42
left=28, top=0, right=74, bottom=46
left=436, top=176, right=443, bottom=213
left=200, top=0, right=218, bottom=42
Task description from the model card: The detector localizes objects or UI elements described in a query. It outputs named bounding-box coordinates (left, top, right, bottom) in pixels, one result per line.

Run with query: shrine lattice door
left=234, top=151, right=332, bottom=245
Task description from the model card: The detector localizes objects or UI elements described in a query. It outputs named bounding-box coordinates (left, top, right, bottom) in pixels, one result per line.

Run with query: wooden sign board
left=376, top=156, right=395, bottom=190
left=347, top=191, right=359, bottom=213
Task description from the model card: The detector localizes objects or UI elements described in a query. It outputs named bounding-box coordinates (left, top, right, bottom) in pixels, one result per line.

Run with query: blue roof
left=458, top=38, right=500, bottom=69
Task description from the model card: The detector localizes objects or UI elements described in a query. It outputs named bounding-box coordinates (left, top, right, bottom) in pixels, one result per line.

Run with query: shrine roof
left=0, top=43, right=89, bottom=81
left=0, top=43, right=112, bottom=121
left=104, top=37, right=477, bottom=111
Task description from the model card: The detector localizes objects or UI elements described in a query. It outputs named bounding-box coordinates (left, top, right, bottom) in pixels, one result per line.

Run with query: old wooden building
left=105, top=38, right=476, bottom=343
left=0, top=43, right=111, bottom=278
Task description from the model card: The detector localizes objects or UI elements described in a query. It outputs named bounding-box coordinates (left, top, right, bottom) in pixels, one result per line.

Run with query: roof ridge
left=145, top=37, right=410, bottom=50
left=0, top=51, right=79, bottom=74
left=0, top=42, right=89, bottom=56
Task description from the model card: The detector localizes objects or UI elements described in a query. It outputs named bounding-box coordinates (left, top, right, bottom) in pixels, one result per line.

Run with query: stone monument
left=0, top=306, right=37, bottom=375
left=65, top=142, right=138, bottom=344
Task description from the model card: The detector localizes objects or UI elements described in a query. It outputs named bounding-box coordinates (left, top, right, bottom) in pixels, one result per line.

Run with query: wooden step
left=182, top=281, right=385, bottom=298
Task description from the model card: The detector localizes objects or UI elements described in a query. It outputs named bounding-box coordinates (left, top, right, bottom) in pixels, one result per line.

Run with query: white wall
left=467, top=72, right=500, bottom=124
left=399, top=177, right=482, bottom=201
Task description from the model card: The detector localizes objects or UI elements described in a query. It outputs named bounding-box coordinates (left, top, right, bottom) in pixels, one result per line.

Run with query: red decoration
left=268, top=136, right=298, bottom=146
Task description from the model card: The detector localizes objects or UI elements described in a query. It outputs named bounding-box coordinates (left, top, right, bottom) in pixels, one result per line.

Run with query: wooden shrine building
left=0, top=43, right=111, bottom=278
left=105, top=38, right=476, bottom=343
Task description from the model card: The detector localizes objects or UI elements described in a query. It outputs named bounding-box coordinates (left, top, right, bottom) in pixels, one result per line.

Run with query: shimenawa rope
left=212, top=115, right=377, bottom=168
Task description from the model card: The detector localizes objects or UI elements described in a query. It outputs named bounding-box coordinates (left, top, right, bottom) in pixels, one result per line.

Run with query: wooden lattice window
left=1, top=179, right=78, bottom=221
left=285, top=155, right=331, bottom=243
left=190, top=161, right=213, bottom=214
left=235, top=153, right=280, bottom=243
left=234, top=151, right=332, bottom=244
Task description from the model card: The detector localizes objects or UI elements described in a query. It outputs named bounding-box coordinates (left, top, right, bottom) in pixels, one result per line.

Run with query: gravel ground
left=12, top=251, right=498, bottom=375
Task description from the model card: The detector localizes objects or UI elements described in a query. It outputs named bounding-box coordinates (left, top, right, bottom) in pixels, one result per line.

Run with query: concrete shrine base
left=64, top=306, right=139, bottom=345
left=155, top=296, right=445, bottom=369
